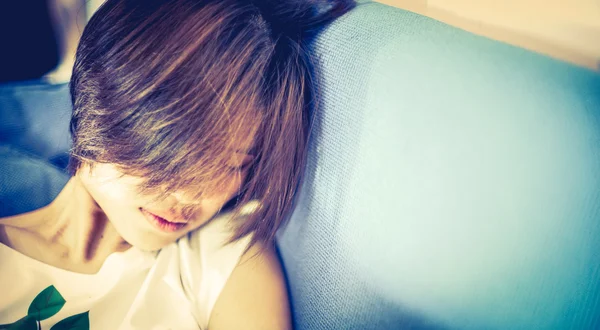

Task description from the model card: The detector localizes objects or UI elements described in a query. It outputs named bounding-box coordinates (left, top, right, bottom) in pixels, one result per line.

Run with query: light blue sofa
left=2, top=1, right=599, bottom=329
left=277, top=1, right=600, bottom=329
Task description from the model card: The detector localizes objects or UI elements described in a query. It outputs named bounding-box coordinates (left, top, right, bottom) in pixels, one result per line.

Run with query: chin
left=127, top=235, right=177, bottom=252
left=113, top=222, right=181, bottom=252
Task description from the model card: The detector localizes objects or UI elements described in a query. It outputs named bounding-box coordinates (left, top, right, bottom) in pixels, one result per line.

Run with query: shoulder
left=176, top=205, right=291, bottom=330
left=208, top=241, right=292, bottom=330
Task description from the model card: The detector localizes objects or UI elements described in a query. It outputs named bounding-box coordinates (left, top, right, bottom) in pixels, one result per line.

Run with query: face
left=78, top=151, right=254, bottom=251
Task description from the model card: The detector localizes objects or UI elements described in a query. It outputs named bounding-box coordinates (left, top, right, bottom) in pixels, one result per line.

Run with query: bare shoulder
left=208, top=241, right=292, bottom=330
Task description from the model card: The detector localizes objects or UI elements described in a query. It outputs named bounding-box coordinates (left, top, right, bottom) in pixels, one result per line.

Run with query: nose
left=171, top=191, right=201, bottom=205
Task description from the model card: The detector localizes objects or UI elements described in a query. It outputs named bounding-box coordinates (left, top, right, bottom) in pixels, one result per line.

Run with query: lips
left=145, top=209, right=187, bottom=224
left=140, top=208, right=188, bottom=233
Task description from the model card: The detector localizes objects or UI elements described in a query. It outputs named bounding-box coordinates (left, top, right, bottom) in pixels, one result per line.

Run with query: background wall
left=375, top=0, right=600, bottom=71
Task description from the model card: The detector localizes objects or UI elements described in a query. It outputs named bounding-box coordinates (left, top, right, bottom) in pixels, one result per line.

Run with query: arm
left=208, top=243, right=292, bottom=330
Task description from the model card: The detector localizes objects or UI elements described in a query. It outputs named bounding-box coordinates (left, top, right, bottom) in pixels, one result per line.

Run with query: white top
left=0, top=210, right=252, bottom=330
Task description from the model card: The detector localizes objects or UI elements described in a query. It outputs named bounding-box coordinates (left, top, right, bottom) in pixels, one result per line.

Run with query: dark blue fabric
left=278, top=2, right=600, bottom=330
left=0, top=80, right=71, bottom=171
left=0, top=80, right=71, bottom=216
left=0, top=145, right=69, bottom=217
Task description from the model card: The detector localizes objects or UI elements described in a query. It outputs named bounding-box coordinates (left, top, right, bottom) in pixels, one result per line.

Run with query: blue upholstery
left=0, top=145, right=69, bottom=217
left=1, top=1, right=599, bottom=329
left=0, top=81, right=72, bottom=216
left=277, top=2, right=600, bottom=329
left=0, top=81, right=71, bottom=170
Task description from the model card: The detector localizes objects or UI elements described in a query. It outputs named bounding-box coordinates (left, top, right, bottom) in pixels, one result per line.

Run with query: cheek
left=84, top=175, right=143, bottom=206
left=95, top=182, right=134, bottom=202
left=220, top=171, right=248, bottom=198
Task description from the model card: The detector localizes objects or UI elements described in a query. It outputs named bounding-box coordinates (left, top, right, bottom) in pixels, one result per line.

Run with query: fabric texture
left=0, top=81, right=71, bottom=170
left=0, top=145, right=69, bottom=217
left=277, top=1, right=600, bottom=329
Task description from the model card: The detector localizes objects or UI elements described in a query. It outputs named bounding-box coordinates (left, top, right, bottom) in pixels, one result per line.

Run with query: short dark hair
left=69, top=0, right=355, bottom=246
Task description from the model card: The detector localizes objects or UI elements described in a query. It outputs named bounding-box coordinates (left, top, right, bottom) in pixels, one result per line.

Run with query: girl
left=0, top=0, right=355, bottom=328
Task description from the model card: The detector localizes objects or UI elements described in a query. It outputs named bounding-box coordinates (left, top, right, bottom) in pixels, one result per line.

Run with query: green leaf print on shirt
left=0, top=286, right=90, bottom=330
left=49, top=312, right=89, bottom=330
left=1, top=315, right=38, bottom=330
left=28, top=285, right=65, bottom=321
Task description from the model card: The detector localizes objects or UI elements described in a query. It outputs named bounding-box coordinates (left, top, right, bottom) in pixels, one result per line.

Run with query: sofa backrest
left=277, top=2, right=600, bottom=329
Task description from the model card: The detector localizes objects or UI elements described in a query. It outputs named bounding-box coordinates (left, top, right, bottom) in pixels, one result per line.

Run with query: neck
left=0, top=176, right=130, bottom=273
left=69, top=176, right=132, bottom=261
